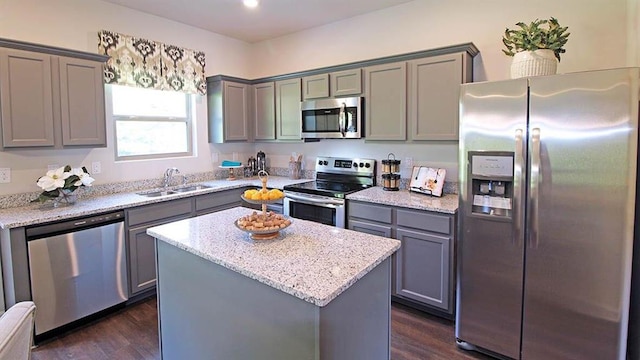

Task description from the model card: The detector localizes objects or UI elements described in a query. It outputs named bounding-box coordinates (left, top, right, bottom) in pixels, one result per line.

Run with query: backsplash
left=0, top=167, right=457, bottom=209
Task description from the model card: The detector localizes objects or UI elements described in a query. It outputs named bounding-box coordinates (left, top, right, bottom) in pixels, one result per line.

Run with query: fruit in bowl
left=243, top=188, right=284, bottom=201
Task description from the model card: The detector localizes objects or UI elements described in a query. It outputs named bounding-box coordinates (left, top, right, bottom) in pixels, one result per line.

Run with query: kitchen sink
left=173, top=185, right=211, bottom=193
left=136, top=184, right=212, bottom=197
left=137, top=190, right=177, bottom=197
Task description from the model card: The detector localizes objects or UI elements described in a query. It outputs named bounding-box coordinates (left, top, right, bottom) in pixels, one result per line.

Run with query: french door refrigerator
left=456, top=68, right=640, bottom=360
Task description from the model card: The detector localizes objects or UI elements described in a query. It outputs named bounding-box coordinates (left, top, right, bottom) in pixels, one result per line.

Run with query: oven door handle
left=285, top=193, right=344, bottom=206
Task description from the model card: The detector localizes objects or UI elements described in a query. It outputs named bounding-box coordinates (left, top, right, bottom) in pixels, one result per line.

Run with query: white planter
left=510, top=49, right=558, bottom=78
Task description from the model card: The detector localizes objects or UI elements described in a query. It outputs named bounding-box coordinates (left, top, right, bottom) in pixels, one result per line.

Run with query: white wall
left=248, top=0, right=636, bottom=182
left=0, top=0, right=254, bottom=195
left=0, top=0, right=637, bottom=195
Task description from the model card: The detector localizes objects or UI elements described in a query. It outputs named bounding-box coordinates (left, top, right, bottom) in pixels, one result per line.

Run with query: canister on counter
left=382, top=173, right=401, bottom=191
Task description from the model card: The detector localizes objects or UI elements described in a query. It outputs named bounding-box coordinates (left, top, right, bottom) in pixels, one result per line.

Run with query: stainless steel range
left=283, top=156, right=376, bottom=227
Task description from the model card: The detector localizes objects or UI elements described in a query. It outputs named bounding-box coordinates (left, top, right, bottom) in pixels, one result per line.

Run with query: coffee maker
left=256, top=151, right=266, bottom=174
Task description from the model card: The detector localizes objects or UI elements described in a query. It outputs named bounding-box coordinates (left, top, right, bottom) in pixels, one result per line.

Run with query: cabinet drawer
left=348, top=201, right=392, bottom=224
left=396, top=209, right=451, bottom=235
left=127, top=198, right=193, bottom=227
left=195, top=188, right=243, bottom=212
left=348, top=219, right=392, bottom=238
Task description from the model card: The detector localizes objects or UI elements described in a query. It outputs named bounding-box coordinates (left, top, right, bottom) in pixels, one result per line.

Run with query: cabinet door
left=302, top=74, right=329, bottom=100
left=409, top=53, right=467, bottom=141
left=224, top=81, right=250, bottom=141
left=395, top=228, right=451, bottom=312
left=59, top=57, right=106, bottom=146
left=253, top=82, right=276, bottom=140
left=331, top=69, right=362, bottom=97
left=275, top=78, right=301, bottom=140
left=0, top=49, right=54, bottom=147
left=128, top=225, right=160, bottom=295
left=364, top=62, right=407, bottom=140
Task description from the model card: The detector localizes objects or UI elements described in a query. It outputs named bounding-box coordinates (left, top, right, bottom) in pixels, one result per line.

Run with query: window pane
left=116, top=121, right=188, bottom=157
left=112, top=85, right=187, bottom=118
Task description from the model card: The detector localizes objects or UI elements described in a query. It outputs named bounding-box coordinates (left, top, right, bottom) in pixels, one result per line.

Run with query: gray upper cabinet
left=302, top=74, right=329, bottom=100
left=0, top=49, right=55, bottom=147
left=330, top=68, right=362, bottom=97
left=0, top=40, right=108, bottom=149
left=59, top=57, right=106, bottom=146
left=364, top=62, right=407, bottom=140
left=275, top=78, right=302, bottom=140
left=408, top=52, right=472, bottom=141
left=253, top=82, right=276, bottom=140
left=208, top=79, right=251, bottom=143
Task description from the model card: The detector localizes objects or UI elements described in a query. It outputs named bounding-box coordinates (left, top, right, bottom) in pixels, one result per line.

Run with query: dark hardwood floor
left=32, top=297, right=493, bottom=360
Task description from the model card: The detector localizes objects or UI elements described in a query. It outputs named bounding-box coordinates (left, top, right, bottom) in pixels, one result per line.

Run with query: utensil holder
left=289, top=161, right=301, bottom=179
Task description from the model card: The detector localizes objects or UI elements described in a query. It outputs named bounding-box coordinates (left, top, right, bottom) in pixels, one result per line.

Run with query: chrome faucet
left=163, top=167, right=180, bottom=188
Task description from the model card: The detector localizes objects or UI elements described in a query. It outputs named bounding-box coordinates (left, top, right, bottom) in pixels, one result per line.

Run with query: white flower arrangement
left=32, top=165, right=95, bottom=203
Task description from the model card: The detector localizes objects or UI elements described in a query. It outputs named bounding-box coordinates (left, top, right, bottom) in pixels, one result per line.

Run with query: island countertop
left=147, top=206, right=401, bottom=307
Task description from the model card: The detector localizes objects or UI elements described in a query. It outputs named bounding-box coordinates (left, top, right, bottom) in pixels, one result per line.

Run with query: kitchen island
left=147, top=206, right=401, bottom=360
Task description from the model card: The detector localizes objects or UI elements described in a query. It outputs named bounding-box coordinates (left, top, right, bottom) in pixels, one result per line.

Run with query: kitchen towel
left=221, top=160, right=242, bottom=167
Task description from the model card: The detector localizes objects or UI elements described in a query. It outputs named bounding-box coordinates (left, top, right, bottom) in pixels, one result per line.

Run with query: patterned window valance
left=98, top=30, right=206, bottom=95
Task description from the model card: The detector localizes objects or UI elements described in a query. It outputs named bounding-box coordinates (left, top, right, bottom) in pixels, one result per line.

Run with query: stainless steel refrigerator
left=456, top=68, right=640, bottom=359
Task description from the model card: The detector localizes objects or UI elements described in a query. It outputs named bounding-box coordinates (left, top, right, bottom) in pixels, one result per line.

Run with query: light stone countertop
left=346, top=187, right=459, bottom=214
left=147, top=206, right=401, bottom=307
left=0, top=177, right=312, bottom=229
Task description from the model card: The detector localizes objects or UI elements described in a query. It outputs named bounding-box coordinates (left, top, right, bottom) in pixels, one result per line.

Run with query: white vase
left=510, top=49, right=558, bottom=79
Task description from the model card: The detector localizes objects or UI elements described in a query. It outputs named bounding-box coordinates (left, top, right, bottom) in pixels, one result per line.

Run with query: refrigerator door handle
left=513, top=128, right=524, bottom=246
left=529, top=127, right=541, bottom=248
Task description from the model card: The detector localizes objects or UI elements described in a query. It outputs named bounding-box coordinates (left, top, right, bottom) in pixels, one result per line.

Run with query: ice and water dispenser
left=468, top=152, right=514, bottom=217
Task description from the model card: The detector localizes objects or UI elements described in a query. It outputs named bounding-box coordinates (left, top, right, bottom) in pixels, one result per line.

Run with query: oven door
left=284, top=192, right=345, bottom=228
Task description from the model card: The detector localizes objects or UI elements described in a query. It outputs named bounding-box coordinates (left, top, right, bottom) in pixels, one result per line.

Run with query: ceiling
left=100, top=0, right=415, bottom=43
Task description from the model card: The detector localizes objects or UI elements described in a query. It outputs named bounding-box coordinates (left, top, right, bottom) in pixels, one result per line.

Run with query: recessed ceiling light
left=243, top=0, right=259, bottom=8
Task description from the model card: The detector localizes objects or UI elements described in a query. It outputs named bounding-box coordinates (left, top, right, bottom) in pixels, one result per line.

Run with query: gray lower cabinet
left=126, top=188, right=248, bottom=296
left=275, top=78, right=302, bottom=140
left=253, top=82, right=276, bottom=140
left=195, top=187, right=244, bottom=216
left=126, top=198, right=193, bottom=296
left=0, top=47, right=106, bottom=148
left=347, top=200, right=455, bottom=315
left=364, top=62, right=407, bottom=140
left=208, top=79, right=251, bottom=143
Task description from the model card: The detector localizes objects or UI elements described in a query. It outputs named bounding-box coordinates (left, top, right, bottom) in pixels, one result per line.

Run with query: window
left=111, top=84, right=193, bottom=160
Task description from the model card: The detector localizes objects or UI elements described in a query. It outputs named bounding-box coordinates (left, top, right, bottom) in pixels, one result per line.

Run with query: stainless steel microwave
left=301, top=97, right=363, bottom=139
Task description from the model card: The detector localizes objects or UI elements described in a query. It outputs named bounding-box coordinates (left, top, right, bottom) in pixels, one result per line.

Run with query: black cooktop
left=283, top=181, right=370, bottom=199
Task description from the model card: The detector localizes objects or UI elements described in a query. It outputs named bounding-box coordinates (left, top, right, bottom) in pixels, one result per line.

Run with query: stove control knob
left=318, top=160, right=323, bottom=166
left=353, top=163, right=358, bottom=168
left=359, top=162, right=364, bottom=168
left=323, top=160, right=328, bottom=165
left=365, top=163, right=371, bottom=168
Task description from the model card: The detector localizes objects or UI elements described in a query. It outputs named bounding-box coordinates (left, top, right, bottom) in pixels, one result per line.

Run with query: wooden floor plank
left=32, top=297, right=492, bottom=360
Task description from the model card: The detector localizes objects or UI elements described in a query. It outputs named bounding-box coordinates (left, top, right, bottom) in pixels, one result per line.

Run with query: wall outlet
left=404, top=157, right=413, bottom=168
left=232, top=152, right=238, bottom=161
left=91, top=161, right=102, bottom=174
left=211, top=152, right=219, bottom=164
left=0, top=168, right=10, bottom=183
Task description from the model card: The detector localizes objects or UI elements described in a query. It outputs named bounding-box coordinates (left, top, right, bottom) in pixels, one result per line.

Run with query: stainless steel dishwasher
left=26, top=211, right=128, bottom=336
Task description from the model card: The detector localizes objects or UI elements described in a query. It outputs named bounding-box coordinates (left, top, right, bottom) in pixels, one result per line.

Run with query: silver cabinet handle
left=529, top=128, right=541, bottom=248
left=513, top=128, right=524, bottom=246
